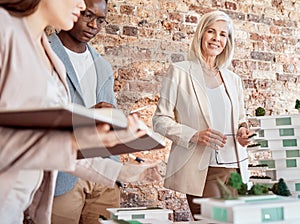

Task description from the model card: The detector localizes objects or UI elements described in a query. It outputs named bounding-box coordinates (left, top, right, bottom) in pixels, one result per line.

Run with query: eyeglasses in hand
left=80, top=10, right=108, bottom=28
left=215, top=150, right=248, bottom=165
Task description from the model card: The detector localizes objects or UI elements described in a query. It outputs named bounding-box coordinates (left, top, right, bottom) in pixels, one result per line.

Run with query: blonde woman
left=153, top=10, right=252, bottom=219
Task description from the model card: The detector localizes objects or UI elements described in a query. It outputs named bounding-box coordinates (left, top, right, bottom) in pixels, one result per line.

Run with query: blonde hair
left=188, top=10, right=234, bottom=69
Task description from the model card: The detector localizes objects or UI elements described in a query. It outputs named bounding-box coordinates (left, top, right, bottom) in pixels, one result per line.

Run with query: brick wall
left=91, top=0, right=300, bottom=221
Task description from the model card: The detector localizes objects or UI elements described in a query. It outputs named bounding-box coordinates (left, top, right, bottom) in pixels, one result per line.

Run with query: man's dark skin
left=58, top=0, right=107, bottom=53
left=58, top=0, right=112, bottom=109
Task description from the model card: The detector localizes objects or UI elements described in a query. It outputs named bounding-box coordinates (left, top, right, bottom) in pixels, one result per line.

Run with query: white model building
left=190, top=114, right=300, bottom=224
left=248, top=114, right=300, bottom=199
left=193, top=195, right=300, bottom=224
left=106, top=207, right=172, bottom=220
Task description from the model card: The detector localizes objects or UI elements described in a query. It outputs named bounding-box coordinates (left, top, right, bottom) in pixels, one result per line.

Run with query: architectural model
left=248, top=114, right=300, bottom=198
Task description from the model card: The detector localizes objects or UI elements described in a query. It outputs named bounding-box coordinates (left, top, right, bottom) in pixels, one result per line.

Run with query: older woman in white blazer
left=153, top=10, right=252, bottom=218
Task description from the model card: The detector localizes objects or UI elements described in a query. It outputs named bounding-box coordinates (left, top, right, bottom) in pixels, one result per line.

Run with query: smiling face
left=201, top=20, right=228, bottom=61
left=67, top=0, right=107, bottom=43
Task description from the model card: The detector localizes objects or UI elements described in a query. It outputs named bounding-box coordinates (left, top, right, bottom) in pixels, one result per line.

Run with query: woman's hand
left=109, top=113, right=146, bottom=146
left=190, top=128, right=227, bottom=150
left=72, top=113, right=146, bottom=151
left=117, top=160, right=162, bottom=183
left=237, top=127, right=252, bottom=147
left=92, top=101, right=114, bottom=109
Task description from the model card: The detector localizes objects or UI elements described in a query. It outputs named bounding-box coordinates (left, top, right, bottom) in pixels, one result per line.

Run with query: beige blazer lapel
left=188, top=60, right=212, bottom=128
left=188, top=61, right=214, bottom=170
left=220, top=69, right=238, bottom=130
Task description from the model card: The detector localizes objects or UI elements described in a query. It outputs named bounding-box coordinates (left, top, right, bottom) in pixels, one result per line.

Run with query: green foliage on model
left=216, top=173, right=292, bottom=199
left=248, top=184, right=269, bottom=195
left=271, top=178, right=291, bottom=196
left=227, top=172, right=243, bottom=189
left=255, top=107, right=266, bottom=116
left=295, top=99, right=300, bottom=110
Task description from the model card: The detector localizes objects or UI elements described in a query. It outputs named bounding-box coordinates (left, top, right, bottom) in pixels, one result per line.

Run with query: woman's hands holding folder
left=72, top=113, right=146, bottom=151
left=110, top=113, right=146, bottom=146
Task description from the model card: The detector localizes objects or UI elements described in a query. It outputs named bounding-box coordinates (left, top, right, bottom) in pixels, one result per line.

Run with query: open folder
left=0, top=104, right=166, bottom=159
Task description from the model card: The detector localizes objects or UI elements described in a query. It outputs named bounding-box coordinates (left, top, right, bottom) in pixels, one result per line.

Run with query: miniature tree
left=226, top=172, right=243, bottom=198
left=248, top=184, right=269, bottom=195
left=237, top=183, right=248, bottom=196
left=271, top=178, right=291, bottom=196
left=295, top=99, right=300, bottom=110
left=217, top=172, right=272, bottom=199
left=255, top=107, right=266, bottom=116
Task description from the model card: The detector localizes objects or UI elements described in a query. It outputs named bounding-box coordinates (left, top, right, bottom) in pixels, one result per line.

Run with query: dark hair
left=0, top=0, right=40, bottom=16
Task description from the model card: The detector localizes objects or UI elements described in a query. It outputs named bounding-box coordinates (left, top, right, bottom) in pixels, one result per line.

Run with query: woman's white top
left=206, top=83, right=238, bottom=168
left=65, top=47, right=97, bottom=108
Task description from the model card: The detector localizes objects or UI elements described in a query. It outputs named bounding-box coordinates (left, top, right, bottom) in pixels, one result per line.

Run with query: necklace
left=209, top=68, right=219, bottom=77
left=200, top=59, right=219, bottom=77
left=203, top=66, right=219, bottom=78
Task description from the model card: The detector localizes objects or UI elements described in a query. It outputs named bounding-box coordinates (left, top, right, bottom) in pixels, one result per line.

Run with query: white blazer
left=153, top=60, right=249, bottom=196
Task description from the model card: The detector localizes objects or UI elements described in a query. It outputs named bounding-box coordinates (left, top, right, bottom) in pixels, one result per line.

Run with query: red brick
left=185, top=15, right=198, bottom=24
left=172, top=32, right=186, bottom=41
left=123, top=26, right=138, bottom=36
left=169, top=12, right=182, bottom=22
left=120, top=5, right=135, bottom=15
left=105, top=24, right=120, bottom=35
left=250, top=52, right=275, bottom=61
left=225, top=1, right=237, bottom=10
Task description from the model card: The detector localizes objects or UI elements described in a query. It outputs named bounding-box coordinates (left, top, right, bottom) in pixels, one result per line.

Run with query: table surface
left=175, top=222, right=208, bottom=224
left=100, top=220, right=209, bottom=224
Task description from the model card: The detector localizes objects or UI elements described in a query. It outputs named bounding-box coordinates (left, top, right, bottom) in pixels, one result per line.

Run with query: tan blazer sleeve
left=153, top=64, right=198, bottom=149
left=0, top=127, right=76, bottom=172
left=68, top=157, right=122, bottom=187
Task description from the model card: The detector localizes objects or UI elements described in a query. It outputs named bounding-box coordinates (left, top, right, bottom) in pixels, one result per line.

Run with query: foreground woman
left=0, top=1, right=151, bottom=223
